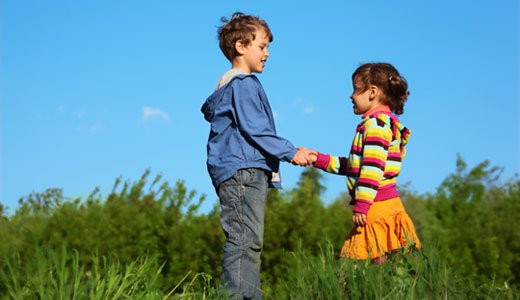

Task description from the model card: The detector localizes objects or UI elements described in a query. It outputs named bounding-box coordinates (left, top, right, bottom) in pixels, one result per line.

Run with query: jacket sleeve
left=232, top=77, right=297, bottom=162
left=313, top=153, right=349, bottom=175
left=352, top=118, right=392, bottom=214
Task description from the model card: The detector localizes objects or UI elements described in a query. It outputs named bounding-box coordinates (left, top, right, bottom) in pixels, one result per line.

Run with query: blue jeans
left=218, top=168, right=268, bottom=300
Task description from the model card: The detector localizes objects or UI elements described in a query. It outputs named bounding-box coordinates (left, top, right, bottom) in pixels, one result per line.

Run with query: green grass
left=0, top=246, right=164, bottom=299
left=0, top=245, right=517, bottom=299
left=264, top=244, right=517, bottom=299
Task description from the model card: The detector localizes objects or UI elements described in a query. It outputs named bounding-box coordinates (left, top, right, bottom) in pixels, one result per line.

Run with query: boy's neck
left=232, top=60, right=252, bottom=75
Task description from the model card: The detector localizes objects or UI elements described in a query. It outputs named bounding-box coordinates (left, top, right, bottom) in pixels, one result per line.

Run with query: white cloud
left=142, top=106, right=170, bottom=121
left=88, top=122, right=104, bottom=133
left=76, top=109, right=87, bottom=118
left=77, top=122, right=104, bottom=133
left=272, top=110, right=279, bottom=120
left=303, top=106, right=318, bottom=115
left=292, top=98, right=303, bottom=104
left=291, top=97, right=319, bottom=115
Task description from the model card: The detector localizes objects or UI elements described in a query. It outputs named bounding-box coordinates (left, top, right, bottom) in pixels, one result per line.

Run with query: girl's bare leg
left=371, top=255, right=387, bottom=264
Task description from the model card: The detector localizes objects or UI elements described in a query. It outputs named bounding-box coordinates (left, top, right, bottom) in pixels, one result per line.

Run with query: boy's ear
left=235, top=40, right=246, bottom=55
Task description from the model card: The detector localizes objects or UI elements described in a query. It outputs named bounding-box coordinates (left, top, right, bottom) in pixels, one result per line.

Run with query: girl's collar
left=362, top=104, right=391, bottom=118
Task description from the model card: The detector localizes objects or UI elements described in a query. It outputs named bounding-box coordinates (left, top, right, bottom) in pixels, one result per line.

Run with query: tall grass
left=265, top=244, right=517, bottom=299
left=0, top=246, right=164, bottom=299
left=0, top=244, right=517, bottom=299
left=0, top=245, right=229, bottom=300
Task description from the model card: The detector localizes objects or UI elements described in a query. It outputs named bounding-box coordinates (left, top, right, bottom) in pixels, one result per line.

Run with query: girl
left=312, top=63, right=420, bottom=263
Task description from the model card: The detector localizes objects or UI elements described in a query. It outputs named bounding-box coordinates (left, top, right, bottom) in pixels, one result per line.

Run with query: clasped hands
left=291, top=147, right=317, bottom=166
left=291, top=147, right=368, bottom=226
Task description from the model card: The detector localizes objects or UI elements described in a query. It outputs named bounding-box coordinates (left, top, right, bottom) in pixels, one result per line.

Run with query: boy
left=201, top=12, right=314, bottom=299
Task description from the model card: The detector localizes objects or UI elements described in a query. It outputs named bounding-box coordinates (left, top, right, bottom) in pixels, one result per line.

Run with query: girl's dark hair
left=352, top=63, right=409, bottom=115
left=217, top=12, right=273, bottom=62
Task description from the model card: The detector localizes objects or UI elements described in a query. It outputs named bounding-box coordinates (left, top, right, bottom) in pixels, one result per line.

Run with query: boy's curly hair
left=352, top=63, right=410, bottom=115
left=218, top=12, right=273, bottom=62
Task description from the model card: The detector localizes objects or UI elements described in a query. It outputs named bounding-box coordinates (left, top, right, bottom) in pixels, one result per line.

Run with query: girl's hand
left=352, top=212, right=367, bottom=226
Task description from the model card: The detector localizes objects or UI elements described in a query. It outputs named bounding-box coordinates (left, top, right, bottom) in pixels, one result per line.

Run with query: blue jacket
left=201, top=74, right=297, bottom=191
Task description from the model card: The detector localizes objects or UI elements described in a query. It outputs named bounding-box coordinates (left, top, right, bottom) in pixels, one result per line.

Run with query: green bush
left=0, top=157, right=518, bottom=298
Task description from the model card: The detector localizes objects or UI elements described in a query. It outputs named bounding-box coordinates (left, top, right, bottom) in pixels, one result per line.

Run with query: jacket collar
left=362, top=104, right=391, bottom=119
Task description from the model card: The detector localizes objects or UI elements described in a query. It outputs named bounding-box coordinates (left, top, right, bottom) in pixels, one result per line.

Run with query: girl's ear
left=368, top=85, right=379, bottom=101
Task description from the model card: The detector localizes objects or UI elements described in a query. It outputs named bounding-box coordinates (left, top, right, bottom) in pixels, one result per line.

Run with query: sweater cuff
left=313, top=152, right=330, bottom=169
left=353, top=200, right=372, bottom=214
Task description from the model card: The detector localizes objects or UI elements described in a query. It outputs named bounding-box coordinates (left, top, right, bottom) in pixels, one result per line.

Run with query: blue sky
left=1, top=1, right=518, bottom=214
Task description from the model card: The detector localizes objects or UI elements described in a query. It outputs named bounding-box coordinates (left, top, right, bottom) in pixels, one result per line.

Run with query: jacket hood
left=201, top=86, right=226, bottom=123
left=368, top=112, right=411, bottom=147
left=393, top=118, right=411, bottom=147
left=201, top=73, right=249, bottom=122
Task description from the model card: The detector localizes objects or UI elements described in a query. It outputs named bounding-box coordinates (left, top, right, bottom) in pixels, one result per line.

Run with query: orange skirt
left=340, top=197, right=421, bottom=260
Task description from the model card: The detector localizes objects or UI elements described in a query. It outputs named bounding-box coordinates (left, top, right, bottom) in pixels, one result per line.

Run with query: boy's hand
left=352, top=212, right=367, bottom=226
left=292, top=147, right=317, bottom=166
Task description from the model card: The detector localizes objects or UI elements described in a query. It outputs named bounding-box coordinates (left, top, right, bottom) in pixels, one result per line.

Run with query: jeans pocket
left=219, top=174, right=238, bottom=188
left=240, top=168, right=256, bottom=185
left=219, top=168, right=255, bottom=189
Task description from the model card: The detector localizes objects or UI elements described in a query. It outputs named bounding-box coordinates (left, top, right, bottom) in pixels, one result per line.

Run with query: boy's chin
left=253, top=65, right=265, bottom=73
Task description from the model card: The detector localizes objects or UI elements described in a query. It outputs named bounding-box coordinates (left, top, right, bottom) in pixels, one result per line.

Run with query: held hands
left=291, top=147, right=317, bottom=166
left=352, top=212, right=367, bottom=226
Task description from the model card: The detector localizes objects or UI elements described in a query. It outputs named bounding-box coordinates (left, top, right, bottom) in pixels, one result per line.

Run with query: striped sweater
left=313, top=110, right=411, bottom=214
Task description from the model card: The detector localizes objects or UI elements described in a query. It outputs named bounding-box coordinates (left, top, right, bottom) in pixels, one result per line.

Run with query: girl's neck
left=362, top=104, right=391, bottom=118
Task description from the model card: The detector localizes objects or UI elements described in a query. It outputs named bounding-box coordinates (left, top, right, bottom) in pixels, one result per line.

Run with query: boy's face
left=236, top=28, right=270, bottom=74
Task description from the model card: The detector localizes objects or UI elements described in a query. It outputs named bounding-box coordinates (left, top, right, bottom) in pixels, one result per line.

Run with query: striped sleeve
left=353, top=118, right=392, bottom=214
left=313, top=152, right=349, bottom=175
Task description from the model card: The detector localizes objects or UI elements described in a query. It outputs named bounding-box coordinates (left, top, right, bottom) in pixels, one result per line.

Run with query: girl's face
left=350, top=79, right=372, bottom=115
left=350, top=78, right=382, bottom=115
left=350, top=90, right=371, bottom=115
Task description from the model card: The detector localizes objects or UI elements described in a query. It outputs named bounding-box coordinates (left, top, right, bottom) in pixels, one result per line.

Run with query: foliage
left=0, top=157, right=519, bottom=298
left=406, top=155, right=520, bottom=285
left=0, top=246, right=164, bottom=299
left=0, top=170, right=224, bottom=294
left=265, top=244, right=517, bottom=299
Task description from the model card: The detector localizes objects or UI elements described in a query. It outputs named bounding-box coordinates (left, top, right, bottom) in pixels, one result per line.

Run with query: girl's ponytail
left=387, top=74, right=409, bottom=115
